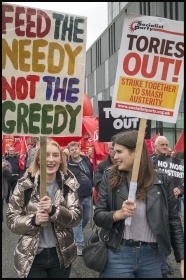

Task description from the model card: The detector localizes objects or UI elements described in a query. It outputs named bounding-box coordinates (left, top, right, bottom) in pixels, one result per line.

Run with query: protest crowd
left=2, top=130, right=184, bottom=278
left=2, top=3, right=184, bottom=279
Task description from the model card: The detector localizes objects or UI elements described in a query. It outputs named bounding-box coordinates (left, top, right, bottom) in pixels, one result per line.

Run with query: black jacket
left=5, top=155, right=20, bottom=175
left=93, top=169, right=184, bottom=262
left=67, top=155, right=94, bottom=200
left=93, top=156, right=113, bottom=191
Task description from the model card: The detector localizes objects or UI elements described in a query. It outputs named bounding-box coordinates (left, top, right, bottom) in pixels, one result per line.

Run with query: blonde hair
left=28, top=138, right=67, bottom=177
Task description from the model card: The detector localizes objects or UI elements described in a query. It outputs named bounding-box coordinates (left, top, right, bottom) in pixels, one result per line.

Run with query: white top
left=124, top=199, right=157, bottom=242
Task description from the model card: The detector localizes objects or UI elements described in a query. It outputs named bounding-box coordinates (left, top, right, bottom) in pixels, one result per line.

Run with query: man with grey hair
left=151, top=135, right=174, bottom=278
left=151, top=135, right=169, bottom=167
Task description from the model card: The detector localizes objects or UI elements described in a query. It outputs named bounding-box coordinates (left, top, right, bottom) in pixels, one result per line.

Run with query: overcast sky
left=7, top=2, right=108, bottom=49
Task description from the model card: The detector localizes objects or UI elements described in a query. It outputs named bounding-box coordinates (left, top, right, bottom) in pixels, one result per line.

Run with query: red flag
left=151, top=133, right=160, bottom=153
left=12, top=140, right=21, bottom=153
left=145, top=133, right=160, bottom=155
left=145, top=139, right=153, bottom=155
left=2, top=135, right=6, bottom=154
left=19, top=136, right=28, bottom=170
left=173, top=131, right=184, bottom=152
left=82, top=116, right=107, bottom=158
left=151, top=133, right=160, bottom=144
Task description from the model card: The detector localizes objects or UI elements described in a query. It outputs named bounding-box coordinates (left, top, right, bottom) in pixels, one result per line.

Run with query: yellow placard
left=117, top=77, right=178, bottom=109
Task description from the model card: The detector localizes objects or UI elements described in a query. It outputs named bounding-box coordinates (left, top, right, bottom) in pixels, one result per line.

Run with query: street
left=2, top=201, right=184, bottom=278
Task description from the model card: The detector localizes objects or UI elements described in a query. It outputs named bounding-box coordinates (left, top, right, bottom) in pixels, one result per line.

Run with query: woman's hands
left=113, top=199, right=136, bottom=222
left=35, top=209, right=50, bottom=225
left=39, top=196, right=52, bottom=214
left=35, top=196, right=52, bottom=225
left=173, top=187, right=181, bottom=199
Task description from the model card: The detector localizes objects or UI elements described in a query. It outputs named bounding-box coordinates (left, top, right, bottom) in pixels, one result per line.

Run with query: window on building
left=90, top=49, right=92, bottom=73
left=96, top=39, right=101, bottom=67
left=147, top=2, right=150, bottom=15
left=175, top=2, right=178, bottom=20
left=164, top=2, right=167, bottom=18
left=170, top=2, right=173, bottom=19
left=109, top=23, right=115, bottom=56
left=143, top=2, right=146, bottom=15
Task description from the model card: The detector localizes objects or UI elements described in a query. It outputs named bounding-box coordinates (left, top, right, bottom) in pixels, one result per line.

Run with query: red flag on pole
left=151, top=133, right=160, bottom=145
left=19, top=136, right=28, bottom=170
left=173, top=131, right=184, bottom=152
left=145, top=133, right=160, bottom=155
left=145, top=139, right=153, bottom=155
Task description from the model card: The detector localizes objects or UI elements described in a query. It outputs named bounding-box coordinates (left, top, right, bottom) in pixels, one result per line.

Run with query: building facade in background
left=108, top=2, right=128, bottom=24
left=85, top=2, right=184, bottom=148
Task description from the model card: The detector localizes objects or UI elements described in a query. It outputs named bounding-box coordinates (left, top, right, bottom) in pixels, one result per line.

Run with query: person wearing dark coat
left=93, top=130, right=184, bottom=278
left=67, top=141, right=94, bottom=256
left=150, top=135, right=176, bottom=277
left=94, top=142, right=116, bottom=191
left=5, top=147, right=21, bottom=203
left=2, top=158, right=12, bottom=224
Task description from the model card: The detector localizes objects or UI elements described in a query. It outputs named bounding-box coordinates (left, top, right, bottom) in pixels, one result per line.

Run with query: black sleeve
left=93, top=172, right=103, bottom=191
left=93, top=162, right=105, bottom=191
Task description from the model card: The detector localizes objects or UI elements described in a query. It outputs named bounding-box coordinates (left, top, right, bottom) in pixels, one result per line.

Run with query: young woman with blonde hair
left=7, top=138, right=81, bottom=278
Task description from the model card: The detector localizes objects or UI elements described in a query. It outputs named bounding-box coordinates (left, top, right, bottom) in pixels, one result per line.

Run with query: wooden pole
left=131, top=118, right=147, bottom=182
left=40, top=136, right=47, bottom=227
left=125, top=118, right=147, bottom=226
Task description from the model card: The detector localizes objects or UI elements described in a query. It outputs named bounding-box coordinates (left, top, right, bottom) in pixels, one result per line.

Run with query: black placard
left=98, top=101, right=151, bottom=142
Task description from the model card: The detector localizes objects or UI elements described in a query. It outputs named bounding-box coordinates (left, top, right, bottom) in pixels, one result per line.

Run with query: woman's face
left=114, top=144, right=135, bottom=171
left=46, top=143, right=61, bottom=175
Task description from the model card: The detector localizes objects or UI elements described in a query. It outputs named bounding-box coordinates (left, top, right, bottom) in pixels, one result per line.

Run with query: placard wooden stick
left=131, top=118, right=147, bottom=182
left=125, top=118, right=147, bottom=226
left=40, top=136, right=47, bottom=227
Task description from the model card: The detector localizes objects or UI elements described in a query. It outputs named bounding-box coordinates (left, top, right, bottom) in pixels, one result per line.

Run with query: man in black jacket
left=67, top=141, right=94, bottom=256
left=94, top=141, right=116, bottom=192
left=2, top=158, right=12, bottom=226
left=151, top=135, right=174, bottom=278
left=151, top=135, right=169, bottom=167
left=5, top=147, right=21, bottom=203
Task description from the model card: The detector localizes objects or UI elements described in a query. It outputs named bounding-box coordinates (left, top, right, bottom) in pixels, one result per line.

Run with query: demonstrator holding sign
left=93, top=130, right=184, bottom=278
left=6, top=139, right=81, bottom=278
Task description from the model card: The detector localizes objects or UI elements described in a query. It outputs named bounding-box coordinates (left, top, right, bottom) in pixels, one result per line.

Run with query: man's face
left=8, top=148, right=15, bottom=157
left=107, top=143, right=117, bottom=164
left=155, top=140, right=169, bottom=155
left=68, top=145, right=81, bottom=161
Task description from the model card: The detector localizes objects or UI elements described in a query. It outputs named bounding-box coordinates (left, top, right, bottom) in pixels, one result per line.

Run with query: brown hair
left=67, top=141, right=80, bottom=150
left=110, top=130, right=155, bottom=200
left=28, top=138, right=67, bottom=177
